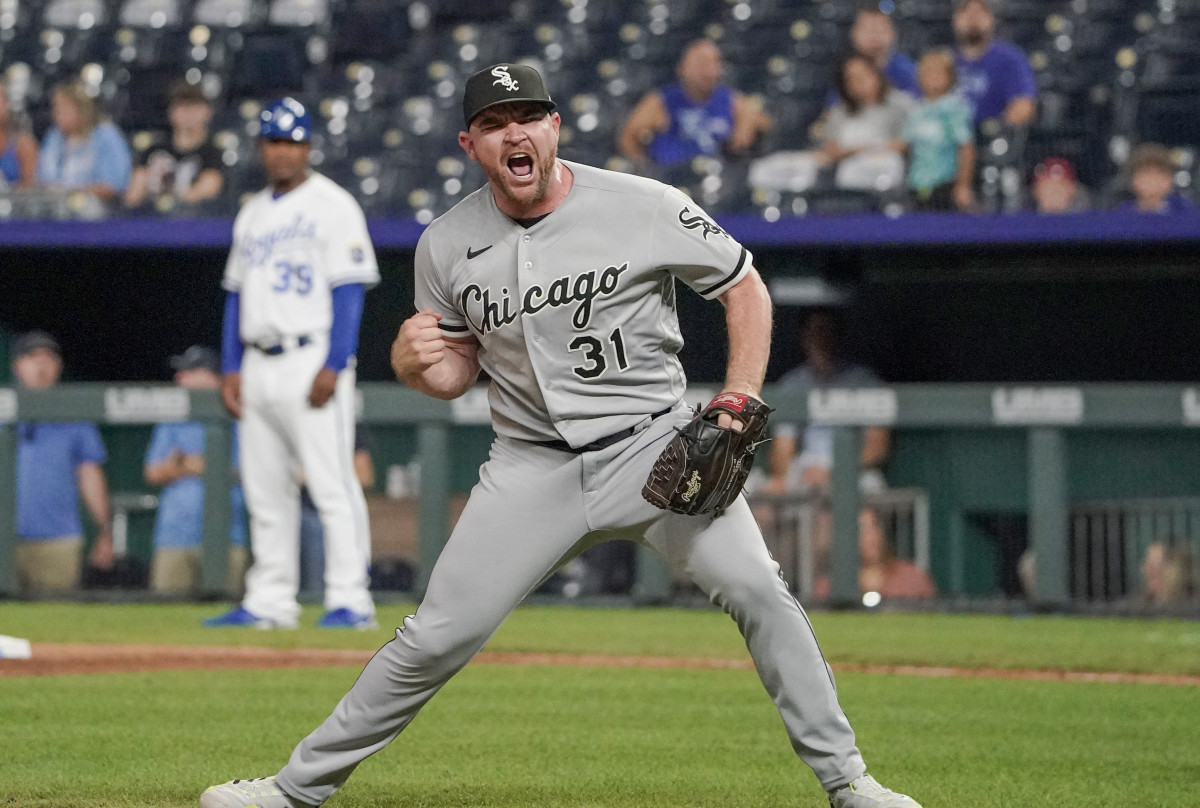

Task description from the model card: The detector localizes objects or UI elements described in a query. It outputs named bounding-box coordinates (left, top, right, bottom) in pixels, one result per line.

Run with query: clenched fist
left=391, top=309, right=446, bottom=380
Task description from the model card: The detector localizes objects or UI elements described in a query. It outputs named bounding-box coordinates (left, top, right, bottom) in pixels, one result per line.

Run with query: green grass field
left=2, top=603, right=1199, bottom=808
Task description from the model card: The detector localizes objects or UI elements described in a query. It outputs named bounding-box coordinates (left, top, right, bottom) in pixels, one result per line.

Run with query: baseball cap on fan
left=169, top=345, right=220, bottom=373
left=12, top=330, right=61, bottom=359
left=462, top=63, right=556, bottom=128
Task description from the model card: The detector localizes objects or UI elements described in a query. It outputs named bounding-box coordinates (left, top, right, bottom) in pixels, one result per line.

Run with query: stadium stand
left=0, top=0, right=1195, bottom=219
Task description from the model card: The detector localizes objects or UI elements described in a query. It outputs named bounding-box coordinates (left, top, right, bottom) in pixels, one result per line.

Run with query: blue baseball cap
left=259, top=97, right=312, bottom=142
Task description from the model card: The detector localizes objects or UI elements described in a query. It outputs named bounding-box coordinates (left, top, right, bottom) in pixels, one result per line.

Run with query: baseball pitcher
left=201, top=68, right=920, bottom=808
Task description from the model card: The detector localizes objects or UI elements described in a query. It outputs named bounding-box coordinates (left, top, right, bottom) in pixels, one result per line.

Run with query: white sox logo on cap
left=491, top=65, right=519, bottom=92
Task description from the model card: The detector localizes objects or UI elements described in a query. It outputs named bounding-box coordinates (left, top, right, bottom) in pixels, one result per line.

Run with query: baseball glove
left=642, top=393, right=773, bottom=516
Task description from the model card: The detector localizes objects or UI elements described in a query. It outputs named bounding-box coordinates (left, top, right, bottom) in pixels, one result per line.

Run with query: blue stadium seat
left=227, top=28, right=310, bottom=100
left=327, top=0, right=410, bottom=63
left=110, top=63, right=180, bottom=129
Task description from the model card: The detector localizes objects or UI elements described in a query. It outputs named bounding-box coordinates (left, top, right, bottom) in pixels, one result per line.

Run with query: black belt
left=536, top=407, right=673, bottom=454
left=252, top=335, right=311, bottom=356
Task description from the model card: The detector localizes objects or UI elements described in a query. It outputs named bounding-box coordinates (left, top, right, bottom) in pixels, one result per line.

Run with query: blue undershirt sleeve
left=326, top=283, right=366, bottom=372
left=221, top=291, right=244, bottom=374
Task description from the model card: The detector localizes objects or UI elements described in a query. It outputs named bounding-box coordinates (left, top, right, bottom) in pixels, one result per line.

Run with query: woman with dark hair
left=35, top=80, right=131, bottom=202
left=818, top=53, right=912, bottom=190
left=0, top=82, right=38, bottom=188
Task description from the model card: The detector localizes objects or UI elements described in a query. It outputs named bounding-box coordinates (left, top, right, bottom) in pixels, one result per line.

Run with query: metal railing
left=5, top=382, right=1200, bottom=609
left=750, top=489, right=930, bottom=600
left=1070, top=497, right=1200, bottom=605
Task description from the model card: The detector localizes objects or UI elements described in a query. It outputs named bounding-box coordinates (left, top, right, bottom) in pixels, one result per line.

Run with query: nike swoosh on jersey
left=466, top=245, right=493, bottom=259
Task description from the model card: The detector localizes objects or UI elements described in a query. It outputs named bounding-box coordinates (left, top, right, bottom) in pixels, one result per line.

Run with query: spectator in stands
left=0, top=82, right=38, bottom=189
left=297, top=428, right=375, bottom=595
left=846, top=5, right=919, bottom=98
left=901, top=49, right=975, bottom=211
left=143, top=346, right=248, bottom=597
left=1030, top=157, right=1091, bottom=214
left=764, top=309, right=891, bottom=498
left=818, top=53, right=912, bottom=192
left=36, top=80, right=132, bottom=206
left=125, top=81, right=224, bottom=213
left=952, top=0, right=1037, bottom=129
left=814, top=507, right=937, bottom=601
left=619, top=39, right=772, bottom=175
left=1141, top=541, right=1196, bottom=606
left=10, top=331, right=114, bottom=596
left=1120, top=143, right=1194, bottom=214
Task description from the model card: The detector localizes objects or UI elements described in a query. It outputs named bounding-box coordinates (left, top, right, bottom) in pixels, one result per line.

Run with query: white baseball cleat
left=199, top=776, right=305, bottom=808
left=828, top=774, right=922, bottom=808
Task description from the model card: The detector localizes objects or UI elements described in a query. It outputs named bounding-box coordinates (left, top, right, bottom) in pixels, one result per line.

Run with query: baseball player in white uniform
left=201, top=68, right=920, bottom=808
left=204, top=98, right=378, bottom=631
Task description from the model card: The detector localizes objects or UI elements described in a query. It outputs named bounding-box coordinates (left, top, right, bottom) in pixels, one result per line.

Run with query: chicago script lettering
left=461, top=262, right=628, bottom=334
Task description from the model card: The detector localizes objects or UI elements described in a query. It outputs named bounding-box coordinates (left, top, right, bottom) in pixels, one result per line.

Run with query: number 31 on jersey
left=569, top=327, right=629, bottom=379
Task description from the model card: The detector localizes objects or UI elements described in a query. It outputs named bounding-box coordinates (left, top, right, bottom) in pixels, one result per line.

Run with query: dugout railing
left=3, top=382, right=1200, bottom=611
left=747, top=488, right=931, bottom=602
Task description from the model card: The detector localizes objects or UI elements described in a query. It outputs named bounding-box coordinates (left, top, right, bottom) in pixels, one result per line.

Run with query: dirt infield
left=1, top=643, right=1198, bottom=686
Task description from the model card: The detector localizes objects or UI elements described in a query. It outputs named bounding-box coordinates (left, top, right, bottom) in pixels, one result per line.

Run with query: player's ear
left=458, top=130, right=477, bottom=162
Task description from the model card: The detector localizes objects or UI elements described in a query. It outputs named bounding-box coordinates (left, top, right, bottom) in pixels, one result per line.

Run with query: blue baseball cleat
left=203, top=606, right=296, bottom=630
left=316, top=607, right=378, bottom=630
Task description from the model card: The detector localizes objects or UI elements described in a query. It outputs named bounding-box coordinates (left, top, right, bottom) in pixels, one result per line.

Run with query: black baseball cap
left=462, top=63, right=556, bottom=129
left=12, top=330, right=61, bottom=359
left=170, top=345, right=220, bottom=373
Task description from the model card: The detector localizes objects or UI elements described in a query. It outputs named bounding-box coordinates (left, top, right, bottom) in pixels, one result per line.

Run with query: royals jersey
left=414, top=160, right=752, bottom=448
left=223, top=173, right=380, bottom=343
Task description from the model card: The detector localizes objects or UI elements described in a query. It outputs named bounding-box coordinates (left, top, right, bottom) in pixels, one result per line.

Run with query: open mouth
left=507, top=153, right=534, bottom=178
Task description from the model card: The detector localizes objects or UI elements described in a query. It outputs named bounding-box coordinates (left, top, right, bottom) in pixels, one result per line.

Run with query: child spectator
left=36, top=80, right=132, bottom=205
left=1121, top=143, right=1194, bottom=214
left=125, top=81, right=224, bottom=212
left=819, top=53, right=912, bottom=191
left=0, top=82, right=38, bottom=189
left=901, top=49, right=975, bottom=211
left=1030, top=157, right=1091, bottom=214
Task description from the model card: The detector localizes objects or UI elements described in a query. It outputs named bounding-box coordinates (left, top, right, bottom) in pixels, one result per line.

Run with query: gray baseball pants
left=276, top=408, right=866, bottom=805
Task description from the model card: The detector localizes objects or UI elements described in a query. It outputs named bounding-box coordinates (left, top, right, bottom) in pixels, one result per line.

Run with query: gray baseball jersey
left=414, top=160, right=752, bottom=447
left=265, top=161, right=867, bottom=807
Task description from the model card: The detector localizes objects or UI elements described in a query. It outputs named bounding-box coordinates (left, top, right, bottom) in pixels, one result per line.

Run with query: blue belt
left=535, top=407, right=673, bottom=454
left=253, top=335, right=311, bottom=356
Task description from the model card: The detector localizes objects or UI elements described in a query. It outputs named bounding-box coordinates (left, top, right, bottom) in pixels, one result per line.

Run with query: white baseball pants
left=238, top=336, right=374, bottom=624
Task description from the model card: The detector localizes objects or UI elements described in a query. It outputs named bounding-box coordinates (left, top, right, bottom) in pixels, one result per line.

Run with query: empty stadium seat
left=227, top=29, right=309, bottom=99
left=268, top=0, right=328, bottom=28
left=193, top=0, right=264, bottom=28
left=119, top=0, right=183, bottom=28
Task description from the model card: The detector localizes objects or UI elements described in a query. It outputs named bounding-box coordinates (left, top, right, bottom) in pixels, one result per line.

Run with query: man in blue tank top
left=620, top=39, right=772, bottom=172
